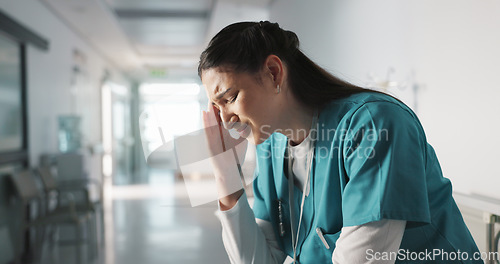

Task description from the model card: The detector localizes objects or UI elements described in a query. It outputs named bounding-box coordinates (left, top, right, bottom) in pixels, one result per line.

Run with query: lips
left=237, top=124, right=251, bottom=138
left=236, top=124, right=247, bottom=133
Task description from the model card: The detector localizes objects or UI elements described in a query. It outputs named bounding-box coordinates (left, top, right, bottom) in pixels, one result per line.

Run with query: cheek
left=241, top=93, right=268, bottom=118
left=237, top=93, right=255, bottom=117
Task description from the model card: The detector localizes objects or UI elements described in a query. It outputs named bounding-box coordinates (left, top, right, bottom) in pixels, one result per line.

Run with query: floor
left=38, top=169, right=230, bottom=264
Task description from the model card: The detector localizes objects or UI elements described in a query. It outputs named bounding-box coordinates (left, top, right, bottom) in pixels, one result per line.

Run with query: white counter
left=453, top=192, right=500, bottom=216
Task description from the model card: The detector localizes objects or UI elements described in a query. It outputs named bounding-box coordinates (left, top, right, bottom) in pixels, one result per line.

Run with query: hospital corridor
left=26, top=169, right=230, bottom=264
left=1, top=0, right=500, bottom=264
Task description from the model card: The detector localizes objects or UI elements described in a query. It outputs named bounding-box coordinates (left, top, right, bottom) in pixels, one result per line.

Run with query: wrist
left=219, top=189, right=244, bottom=211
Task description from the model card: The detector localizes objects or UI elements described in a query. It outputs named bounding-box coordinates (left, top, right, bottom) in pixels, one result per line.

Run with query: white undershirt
left=218, top=193, right=406, bottom=264
left=217, top=134, right=406, bottom=263
left=288, top=132, right=312, bottom=196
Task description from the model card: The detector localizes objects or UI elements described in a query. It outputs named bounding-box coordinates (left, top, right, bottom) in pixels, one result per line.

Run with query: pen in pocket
left=316, top=227, right=330, bottom=249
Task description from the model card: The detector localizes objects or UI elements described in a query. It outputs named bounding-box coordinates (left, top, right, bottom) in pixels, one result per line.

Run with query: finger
left=207, top=102, right=224, bottom=127
left=201, top=110, right=207, bottom=126
left=207, top=101, right=213, bottom=112
left=206, top=106, right=218, bottom=128
left=202, top=110, right=210, bottom=129
left=204, top=110, right=217, bottom=138
left=202, top=111, right=211, bottom=137
left=206, top=106, right=227, bottom=150
left=211, top=111, right=220, bottom=129
left=213, top=106, right=224, bottom=126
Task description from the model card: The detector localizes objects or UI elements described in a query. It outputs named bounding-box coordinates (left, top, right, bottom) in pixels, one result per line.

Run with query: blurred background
left=0, top=0, right=499, bottom=263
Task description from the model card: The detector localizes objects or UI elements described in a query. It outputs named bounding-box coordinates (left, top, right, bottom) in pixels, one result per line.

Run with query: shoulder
left=321, top=91, right=420, bottom=127
left=323, top=91, right=412, bottom=115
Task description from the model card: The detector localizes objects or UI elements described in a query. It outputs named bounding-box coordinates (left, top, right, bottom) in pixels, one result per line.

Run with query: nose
left=219, top=108, right=238, bottom=129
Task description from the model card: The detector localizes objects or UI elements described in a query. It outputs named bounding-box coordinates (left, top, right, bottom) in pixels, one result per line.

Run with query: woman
left=199, top=21, right=481, bottom=264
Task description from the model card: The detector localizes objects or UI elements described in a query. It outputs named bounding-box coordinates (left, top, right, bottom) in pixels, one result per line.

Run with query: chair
left=9, top=169, right=96, bottom=264
left=9, top=170, right=43, bottom=263
left=38, top=153, right=104, bottom=242
left=36, top=166, right=102, bottom=258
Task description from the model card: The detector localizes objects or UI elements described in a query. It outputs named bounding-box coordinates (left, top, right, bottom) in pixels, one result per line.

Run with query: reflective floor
left=39, top=169, right=230, bottom=264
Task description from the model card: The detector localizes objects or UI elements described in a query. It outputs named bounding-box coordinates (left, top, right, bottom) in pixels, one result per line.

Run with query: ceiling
left=40, top=0, right=271, bottom=82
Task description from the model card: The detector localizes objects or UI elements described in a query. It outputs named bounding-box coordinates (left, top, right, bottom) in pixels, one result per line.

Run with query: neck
left=280, top=101, right=315, bottom=146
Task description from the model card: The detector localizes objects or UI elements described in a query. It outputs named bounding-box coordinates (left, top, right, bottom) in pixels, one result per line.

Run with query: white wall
left=0, top=0, right=131, bottom=178
left=270, top=0, right=500, bottom=199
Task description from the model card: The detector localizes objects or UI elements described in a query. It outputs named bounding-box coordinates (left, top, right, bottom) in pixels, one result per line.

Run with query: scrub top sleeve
left=341, top=101, right=431, bottom=227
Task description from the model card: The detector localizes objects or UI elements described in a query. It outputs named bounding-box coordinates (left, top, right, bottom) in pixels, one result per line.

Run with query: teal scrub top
left=252, top=92, right=481, bottom=263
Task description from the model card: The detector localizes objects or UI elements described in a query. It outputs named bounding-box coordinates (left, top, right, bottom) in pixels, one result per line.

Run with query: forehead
left=201, top=68, right=233, bottom=95
left=202, top=68, right=257, bottom=101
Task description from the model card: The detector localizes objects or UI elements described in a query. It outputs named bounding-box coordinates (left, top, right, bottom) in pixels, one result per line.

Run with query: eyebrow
left=215, top=88, right=232, bottom=100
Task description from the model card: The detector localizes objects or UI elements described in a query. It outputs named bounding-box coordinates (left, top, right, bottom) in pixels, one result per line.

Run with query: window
left=0, top=31, right=27, bottom=166
left=0, top=10, right=48, bottom=166
left=0, top=33, right=23, bottom=152
left=138, top=83, right=202, bottom=165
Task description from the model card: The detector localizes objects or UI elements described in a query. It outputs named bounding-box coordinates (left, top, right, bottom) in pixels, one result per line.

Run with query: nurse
left=199, top=21, right=481, bottom=264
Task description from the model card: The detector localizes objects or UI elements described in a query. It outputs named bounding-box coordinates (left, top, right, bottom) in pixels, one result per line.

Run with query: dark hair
left=198, top=21, right=383, bottom=108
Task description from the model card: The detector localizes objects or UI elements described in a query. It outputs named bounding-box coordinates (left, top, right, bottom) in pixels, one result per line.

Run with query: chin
left=245, top=132, right=258, bottom=145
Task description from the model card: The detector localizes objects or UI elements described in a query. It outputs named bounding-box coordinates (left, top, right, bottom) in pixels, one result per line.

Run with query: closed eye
left=227, top=93, right=238, bottom=103
left=211, top=102, right=220, bottom=110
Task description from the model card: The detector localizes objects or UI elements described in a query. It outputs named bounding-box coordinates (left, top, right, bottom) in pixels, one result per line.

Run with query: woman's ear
left=263, top=55, right=284, bottom=86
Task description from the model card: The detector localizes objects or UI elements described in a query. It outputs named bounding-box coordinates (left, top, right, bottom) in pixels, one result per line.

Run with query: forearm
left=219, top=189, right=244, bottom=211
left=332, top=219, right=406, bottom=264
left=218, top=192, right=286, bottom=264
